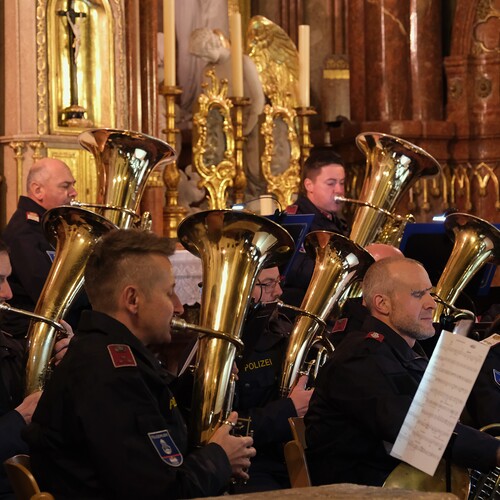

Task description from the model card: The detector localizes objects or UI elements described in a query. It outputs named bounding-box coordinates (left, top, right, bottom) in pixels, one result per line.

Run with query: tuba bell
left=177, top=209, right=294, bottom=446
left=25, top=207, right=116, bottom=394
left=341, top=132, right=441, bottom=248
left=74, top=128, right=176, bottom=228
left=280, top=231, right=374, bottom=397
left=432, top=212, right=500, bottom=324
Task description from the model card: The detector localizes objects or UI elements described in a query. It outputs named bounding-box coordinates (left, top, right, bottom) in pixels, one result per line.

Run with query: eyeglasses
left=255, top=276, right=284, bottom=291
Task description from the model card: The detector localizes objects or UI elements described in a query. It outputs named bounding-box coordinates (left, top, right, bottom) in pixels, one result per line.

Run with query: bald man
left=305, top=257, right=500, bottom=487
left=329, top=243, right=404, bottom=346
left=2, top=158, right=77, bottom=336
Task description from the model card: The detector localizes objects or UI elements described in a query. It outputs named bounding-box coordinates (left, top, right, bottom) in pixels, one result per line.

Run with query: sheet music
left=390, top=330, right=489, bottom=475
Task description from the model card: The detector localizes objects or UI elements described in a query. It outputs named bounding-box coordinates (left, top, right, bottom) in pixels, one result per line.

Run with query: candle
left=229, top=12, right=244, bottom=97
left=298, top=25, right=310, bottom=107
left=163, top=0, right=176, bottom=86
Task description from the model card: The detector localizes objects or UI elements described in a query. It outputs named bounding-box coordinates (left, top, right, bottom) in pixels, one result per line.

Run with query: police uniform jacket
left=233, top=306, right=295, bottom=492
left=281, top=195, right=349, bottom=307
left=305, top=315, right=500, bottom=487
left=24, top=310, right=232, bottom=500
left=466, top=342, right=500, bottom=429
left=0, top=331, right=27, bottom=498
left=1, top=196, right=53, bottom=337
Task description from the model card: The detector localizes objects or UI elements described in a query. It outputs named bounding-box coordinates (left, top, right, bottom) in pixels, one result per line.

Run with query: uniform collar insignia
left=365, top=331, right=384, bottom=342
left=332, top=318, right=348, bottom=333
left=26, top=211, right=40, bottom=222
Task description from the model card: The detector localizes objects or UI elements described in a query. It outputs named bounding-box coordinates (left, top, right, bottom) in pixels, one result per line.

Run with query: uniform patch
left=365, top=332, right=384, bottom=342
left=285, top=205, right=298, bottom=215
left=26, top=211, right=40, bottom=222
left=332, top=318, right=348, bottom=333
left=493, top=369, right=500, bottom=388
left=148, top=430, right=183, bottom=467
left=107, top=344, right=137, bottom=368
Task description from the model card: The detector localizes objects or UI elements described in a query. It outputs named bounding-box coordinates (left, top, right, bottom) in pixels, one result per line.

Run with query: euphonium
left=343, top=132, right=441, bottom=247
left=432, top=213, right=500, bottom=324
left=177, top=209, right=294, bottom=446
left=280, top=231, right=374, bottom=397
left=74, top=128, right=176, bottom=228
left=25, top=207, right=116, bottom=394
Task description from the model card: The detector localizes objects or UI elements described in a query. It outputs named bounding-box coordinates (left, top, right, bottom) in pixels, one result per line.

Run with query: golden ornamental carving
left=450, top=164, right=473, bottom=211
left=260, top=104, right=301, bottom=208
left=192, top=70, right=235, bottom=210
left=448, top=78, right=464, bottom=100
left=475, top=75, right=493, bottom=97
left=247, top=16, right=299, bottom=108
left=472, top=162, right=500, bottom=210
left=8, top=142, right=26, bottom=199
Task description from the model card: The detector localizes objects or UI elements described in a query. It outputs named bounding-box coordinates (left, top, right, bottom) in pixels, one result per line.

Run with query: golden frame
left=192, top=70, right=236, bottom=210
left=260, top=103, right=301, bottom=208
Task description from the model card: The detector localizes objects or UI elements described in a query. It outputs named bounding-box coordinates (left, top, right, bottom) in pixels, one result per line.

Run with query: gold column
left=230, top=97, right=250, bottom=204
left=9, top=142, right=26, bottom=200
left=161, top=85, right=186, bottom=238
left=295, top=106, right=316, bottom=167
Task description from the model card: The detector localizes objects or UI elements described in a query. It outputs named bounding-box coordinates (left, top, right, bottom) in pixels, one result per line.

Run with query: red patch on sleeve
left=365, top=332, right=384, bottom=342
left=107, top=344, right=137, bottom=368
left=285, top=205, right=298, bottom=214
left=26, top=211, right=40, bottom=222
left=332, top=318, right=348, bottom=333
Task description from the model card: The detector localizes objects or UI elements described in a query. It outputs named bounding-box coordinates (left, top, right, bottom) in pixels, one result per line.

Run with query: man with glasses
left=232, top=266, right=312, bottom=492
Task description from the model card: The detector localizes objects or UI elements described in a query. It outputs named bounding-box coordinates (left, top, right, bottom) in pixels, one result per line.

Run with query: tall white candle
left=163, top=0, right=176, bottom=86
left=298, top=25, right=310, bottom=107
left=229, top=12, right=244, bottom=97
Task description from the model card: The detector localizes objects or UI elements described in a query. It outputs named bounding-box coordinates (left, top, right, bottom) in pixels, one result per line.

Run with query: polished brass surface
left=25, top=206, right=116, bottom=394
left=383, top=459, right=470, bottom=499
left=177, top=209, right=294, bottom=446
left=0, top=304, right=65, bottom=333
left=192, top=70, right=236, bottom=210
left=260, top=104, right=301, bottom=208
left=77, top=129, right=176, bottom=228
left=280, top=231, right=374, bottom=396
left=349, top=132, right=441, bottom=247
left=432, top=213, right=500, bottom=323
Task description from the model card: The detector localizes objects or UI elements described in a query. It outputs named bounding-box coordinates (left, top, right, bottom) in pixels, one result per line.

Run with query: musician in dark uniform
left=233, top=266, right=312, bottom=492
left=465, top=316, right=500, bottom=430
left=1, top=158, right=77, bottom=337
left=25, top=229, right=255, bottom=500
left=0, top=240, right=71, bottom=499
left=281, top=147, right=349, bottom=306
left=305, top=257, right=500, bottom=487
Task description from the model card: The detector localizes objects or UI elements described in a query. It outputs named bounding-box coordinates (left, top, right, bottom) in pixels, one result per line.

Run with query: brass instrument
left=75, top=128, right=176, bottom=228
left=346, top=132, right=441, bottom=248
left=432, top=213, right=500, bottom=324
left=0, top=303, right=65, bottom=334
left=25, top=207, right=116, bottom=394
left=177, top=209, right=294, bottom=446
left=280, top=231, right=374, bottom=397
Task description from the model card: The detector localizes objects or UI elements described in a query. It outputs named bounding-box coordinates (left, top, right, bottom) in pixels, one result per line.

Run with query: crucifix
left=57, top=0, right=93, bottom=127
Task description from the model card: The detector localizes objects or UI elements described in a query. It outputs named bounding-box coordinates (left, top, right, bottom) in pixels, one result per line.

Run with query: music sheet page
left=390, top=330, right=489, bottom=475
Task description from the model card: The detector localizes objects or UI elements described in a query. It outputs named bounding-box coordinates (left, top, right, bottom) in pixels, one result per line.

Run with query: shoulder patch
left=493, top=369, right=500, bottom=388
left=107, top=344, right=137, bottom=368
left=148, top=430, right=184, bottom=467
left=332, top=318, right=348, bottom=333
left=365, top=331, right=384, bottom=343
left=26, top=211, right=40, bottom=223
left=285, top=204, right=298, bottom=214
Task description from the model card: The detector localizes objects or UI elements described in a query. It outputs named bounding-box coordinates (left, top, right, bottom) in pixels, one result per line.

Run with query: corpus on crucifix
left=57, top=0, right=93, bottom=127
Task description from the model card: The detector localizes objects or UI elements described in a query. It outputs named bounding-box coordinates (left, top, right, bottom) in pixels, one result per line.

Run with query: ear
left=122, top=285, right=139, bottom=315
left=303, top=177, right=313, bottom=193
left=30, top=181, right=44, bottom=203
left=372, top=293, right=390, bottom=316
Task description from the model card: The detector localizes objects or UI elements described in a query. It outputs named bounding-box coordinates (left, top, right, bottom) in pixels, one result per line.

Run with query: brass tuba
left=177, top=209, right=294, bottom=446
left=25, top=207, right=116, bottom=394
left=25, top=129, right=176, bottom=394
left=280, top=231, right=374, bottom=396
left=74, top=128, right=176, bottom=228
left=342, top=132, right=441, bottom=248
left=432, top=212, right=500, bottom=324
